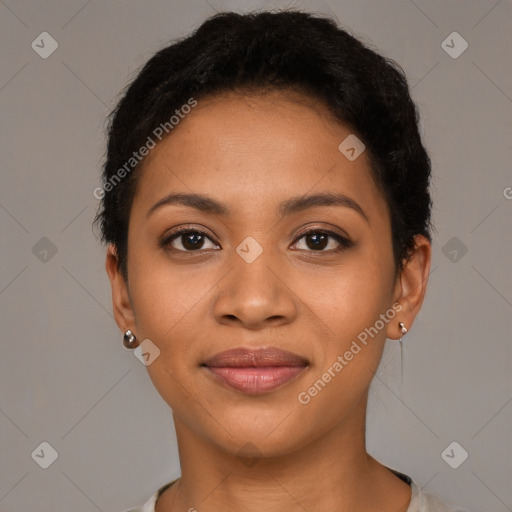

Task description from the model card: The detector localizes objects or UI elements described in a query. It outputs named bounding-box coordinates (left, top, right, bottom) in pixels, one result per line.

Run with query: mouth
left=201, top=347, right=310, bottom=395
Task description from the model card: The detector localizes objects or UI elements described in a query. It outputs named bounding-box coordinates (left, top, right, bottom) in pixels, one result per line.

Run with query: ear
left=387, top=234, right=431, bottom=340
left=105, top=244, right=136, bottom=334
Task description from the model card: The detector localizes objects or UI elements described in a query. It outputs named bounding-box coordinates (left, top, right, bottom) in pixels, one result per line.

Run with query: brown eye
left=292, top=229, right=353, bottom=252
left=160, top=227, right=353, bottom=254
left=162, top=229, right=219, bottom=252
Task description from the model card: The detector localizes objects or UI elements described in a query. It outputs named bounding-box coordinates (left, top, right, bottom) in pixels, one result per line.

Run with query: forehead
left=132, top=89, right=387, bottom=222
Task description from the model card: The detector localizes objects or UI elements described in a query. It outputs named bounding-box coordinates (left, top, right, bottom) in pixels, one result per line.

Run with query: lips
left=202, top=347, right=309, bottom=368
left=202, top=347, right=309, bottom=394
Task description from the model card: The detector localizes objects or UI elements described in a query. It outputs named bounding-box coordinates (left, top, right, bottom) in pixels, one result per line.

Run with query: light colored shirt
left=123, top=467, right=468, bottom=512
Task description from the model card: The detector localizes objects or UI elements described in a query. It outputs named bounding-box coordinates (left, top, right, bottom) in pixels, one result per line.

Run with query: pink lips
left=202, top=347, right=309, bottom=395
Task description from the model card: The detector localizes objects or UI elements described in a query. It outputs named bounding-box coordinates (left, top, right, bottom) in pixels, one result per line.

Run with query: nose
left=212, top=244, right=298, bottom=330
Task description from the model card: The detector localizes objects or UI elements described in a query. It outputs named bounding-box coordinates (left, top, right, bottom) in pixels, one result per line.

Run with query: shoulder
left=120, top=478, right=180, bottom=512
left=410, top=481, right=469, bottom=512
left=384, top=465, right=468, bottom=512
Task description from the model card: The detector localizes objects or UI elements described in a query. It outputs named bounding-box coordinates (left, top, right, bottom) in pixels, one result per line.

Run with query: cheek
left=294, top=274, right=391, bottom=425
left=303, top=256, right=393, bottom=331
left=129, top=269, right=201, bottom=343
left=127, top=238, right=194, bottom=321
left=299, top=260, right=394, bottom=391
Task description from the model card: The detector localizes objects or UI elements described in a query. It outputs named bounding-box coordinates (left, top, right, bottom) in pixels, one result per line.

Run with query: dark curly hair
left=93, top=9, right=433, bottom=281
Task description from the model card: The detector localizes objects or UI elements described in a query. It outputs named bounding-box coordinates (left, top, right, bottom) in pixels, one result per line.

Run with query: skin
left=106, top=89, right=431, bottom=512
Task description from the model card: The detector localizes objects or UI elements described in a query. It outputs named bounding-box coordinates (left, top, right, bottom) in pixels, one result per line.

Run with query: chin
left=207, top=420, right=308, bottom=460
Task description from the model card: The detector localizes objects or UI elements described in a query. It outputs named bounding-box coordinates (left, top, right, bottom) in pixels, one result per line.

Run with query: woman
left=94, top=9, right=468, bottom=512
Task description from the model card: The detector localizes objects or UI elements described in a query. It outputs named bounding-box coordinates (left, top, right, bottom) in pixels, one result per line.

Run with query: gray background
left=1, top=0, right=511, bottom=511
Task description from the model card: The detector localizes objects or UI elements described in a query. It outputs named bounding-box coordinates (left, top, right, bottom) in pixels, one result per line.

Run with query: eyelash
left=160, top=226, right=354, bottom=254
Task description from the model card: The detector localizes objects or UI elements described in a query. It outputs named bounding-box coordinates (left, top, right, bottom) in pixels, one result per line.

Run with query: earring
left=398, top=322, right=407, bottom=385
left=123, top=330, right=139, bottom=349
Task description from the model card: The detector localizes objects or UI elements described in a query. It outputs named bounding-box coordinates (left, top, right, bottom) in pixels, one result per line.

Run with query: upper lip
left=202, top=347, right=309, bottom=368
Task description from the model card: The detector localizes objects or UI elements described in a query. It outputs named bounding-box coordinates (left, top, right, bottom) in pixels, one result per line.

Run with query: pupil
left=307, top=233, right=327, bottom=250
left=183, top=233, right=204, bottom=250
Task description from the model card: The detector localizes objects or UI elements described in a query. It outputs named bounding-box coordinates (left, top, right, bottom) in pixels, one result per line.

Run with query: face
left=107, top=89, right=429, bottom=458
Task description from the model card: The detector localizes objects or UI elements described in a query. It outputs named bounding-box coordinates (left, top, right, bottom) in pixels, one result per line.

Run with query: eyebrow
left=146, top=191, right=369, bottom=223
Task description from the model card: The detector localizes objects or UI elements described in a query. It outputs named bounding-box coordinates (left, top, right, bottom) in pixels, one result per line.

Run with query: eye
left=161, top=227, right=219, bottom=252
left=292, top=228, right=353, bottom=252
left=161, top=227, right=353, bottom=253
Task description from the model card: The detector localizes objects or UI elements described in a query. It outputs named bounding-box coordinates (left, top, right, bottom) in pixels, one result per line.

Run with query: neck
left=156, top=394, right=411, bottom=512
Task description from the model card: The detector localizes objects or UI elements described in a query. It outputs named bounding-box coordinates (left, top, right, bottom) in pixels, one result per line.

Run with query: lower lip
left=204, top=366, right=308, bottom=394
